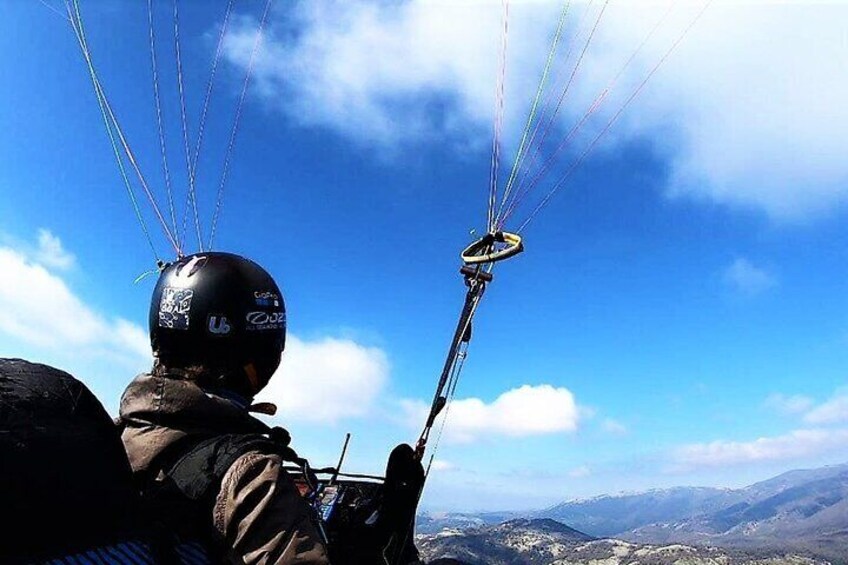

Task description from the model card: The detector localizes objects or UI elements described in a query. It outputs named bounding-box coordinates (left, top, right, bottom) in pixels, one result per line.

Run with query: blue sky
left=3, top=0, right=848, bottom=512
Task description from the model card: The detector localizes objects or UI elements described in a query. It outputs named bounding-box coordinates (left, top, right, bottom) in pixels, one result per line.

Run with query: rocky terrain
left=418, top=518, right=828, bottom=565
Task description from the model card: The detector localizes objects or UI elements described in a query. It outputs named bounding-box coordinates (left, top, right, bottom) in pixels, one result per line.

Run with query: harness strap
left=139, top=426, right=309, bottom=559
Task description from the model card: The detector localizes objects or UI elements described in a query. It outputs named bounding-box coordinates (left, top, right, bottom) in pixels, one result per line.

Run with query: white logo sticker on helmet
left=254, top=291, right=280, bottom=307
left=208, top=316, right=232, bottom=335
left=245, top=311, right=286, bottom=331
left=175, top=255, right=207, bottom=278
left=159, top=287, right=194, bottom=330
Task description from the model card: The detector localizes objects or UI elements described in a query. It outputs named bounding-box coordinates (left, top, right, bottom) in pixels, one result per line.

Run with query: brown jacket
left=119, top=373, right=330, bottom=565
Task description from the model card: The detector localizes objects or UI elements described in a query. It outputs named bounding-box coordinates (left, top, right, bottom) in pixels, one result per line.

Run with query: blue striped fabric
left=174, top=541, right=212, bottom=565
left=33, top=539, right=212, bottom=565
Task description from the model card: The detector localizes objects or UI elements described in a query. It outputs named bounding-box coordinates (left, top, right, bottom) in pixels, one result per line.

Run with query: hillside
left=420, top=463, right=848, bottom=563
left=417, top=518, right=827, bottom=565
left=536, top=486, right=741, bottom=537
left=624, top=465, right=848, bottom=561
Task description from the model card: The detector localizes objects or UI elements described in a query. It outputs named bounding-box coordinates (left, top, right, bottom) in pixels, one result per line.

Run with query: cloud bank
left=804, top=388, right=848, bottom=426
left=673, top=428, right=848, bottom=472
left=403, top=383, right=580, bottom=443
left=0, top=236, right=149, bottom=367
left=764, top=393, right=815, bottom=416
left=672, top=387, right=848, bottom=472
left=225, top=1, right=848, bottom=220
left=259, top=335, right=389, bottom=424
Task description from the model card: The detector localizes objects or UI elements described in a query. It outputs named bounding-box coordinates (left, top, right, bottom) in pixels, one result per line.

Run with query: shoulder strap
left=139, top=424, right=317, bottom=560
left=167, top=433, right=288, bottom=503
left=137, top=429, right=299, bottom=547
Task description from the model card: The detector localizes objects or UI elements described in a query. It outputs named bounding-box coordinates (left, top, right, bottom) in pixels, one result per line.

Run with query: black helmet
left=149, top=252, right=286, bottom=396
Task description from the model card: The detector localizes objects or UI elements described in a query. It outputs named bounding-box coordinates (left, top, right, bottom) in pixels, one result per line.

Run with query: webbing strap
left=32, top=540, right=156, bottom=565
left=164, top=432, right=300, bottom=502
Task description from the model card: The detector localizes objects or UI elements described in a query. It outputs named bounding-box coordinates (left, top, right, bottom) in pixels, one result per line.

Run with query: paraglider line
left=208, top=0, right=274, bottom=250
left=173, top=0, right=204, bottom=253
left=501, top=0, right=678, bottom=226
left=487, top=0, right=510, bottom=233
left=148, top=0, right=179, bottom=247
left=496, top=0, right=573, bottom=226
left=497, top=0, right=608, bottom=228
left=498, top=0, right=584, bottom=227
left=66, top=1, right=161, bottom=261
left=38, top=0, right=71, bottom=22
left=69, top=1, right=179, bottom=253
left=188, top=0, right=235, bottom=228
left=496, top=0, right=599, bottom=224
left=518, top=0, right=714, bottom=233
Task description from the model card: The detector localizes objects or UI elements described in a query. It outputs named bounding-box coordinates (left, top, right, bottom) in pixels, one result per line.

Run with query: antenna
left=329, top=433, right=351, bottom=486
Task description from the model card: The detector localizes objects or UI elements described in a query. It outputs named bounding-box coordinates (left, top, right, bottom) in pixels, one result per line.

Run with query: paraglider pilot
left=119, top=252, right=423, bottom=564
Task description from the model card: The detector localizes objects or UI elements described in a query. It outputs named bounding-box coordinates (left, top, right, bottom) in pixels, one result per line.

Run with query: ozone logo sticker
left=158, top=287, right=194, bottom=330
left=245, top=311, right=286, bottom=331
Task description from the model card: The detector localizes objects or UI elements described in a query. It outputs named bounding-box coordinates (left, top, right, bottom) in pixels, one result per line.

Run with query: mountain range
left=418, top=463, right=848, bottom=564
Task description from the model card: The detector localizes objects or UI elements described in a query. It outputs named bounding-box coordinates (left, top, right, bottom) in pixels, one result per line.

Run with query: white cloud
left=672, top=428, right=848, bottom=472
left=35, top=229, right=75, bottom=270
left=430, top=459, right=456, bottom=472
left=258, top=335, right=389, bottom=424
left=402, top=384, right=580, bottom=443
left=602, top=418, right=628, bottom=435
left=569, top=465, right=591, bottom=479
left=225, top=1, right=848, bottom=220
left=722, top=258, right=776, bottom=295
left=224, top=1, right=508, bottom=149
left=594, top=2, right=848, bottom=220
left=804, top=389, right=848, bottom=425
left=764, top=393, right=815, bottom=416
left=0, top=245, right=150, bottom=367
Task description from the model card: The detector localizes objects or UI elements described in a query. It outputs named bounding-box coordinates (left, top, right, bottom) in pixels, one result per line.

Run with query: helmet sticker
left=175, top=255, right=207, bottom=278
left=245, top=311, right=286, bottom=331
left=159, top=287, right=194, bottom=330
left=254, top=291, right=280, bottom=307
left=208, top=315, right=232, bottom=335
